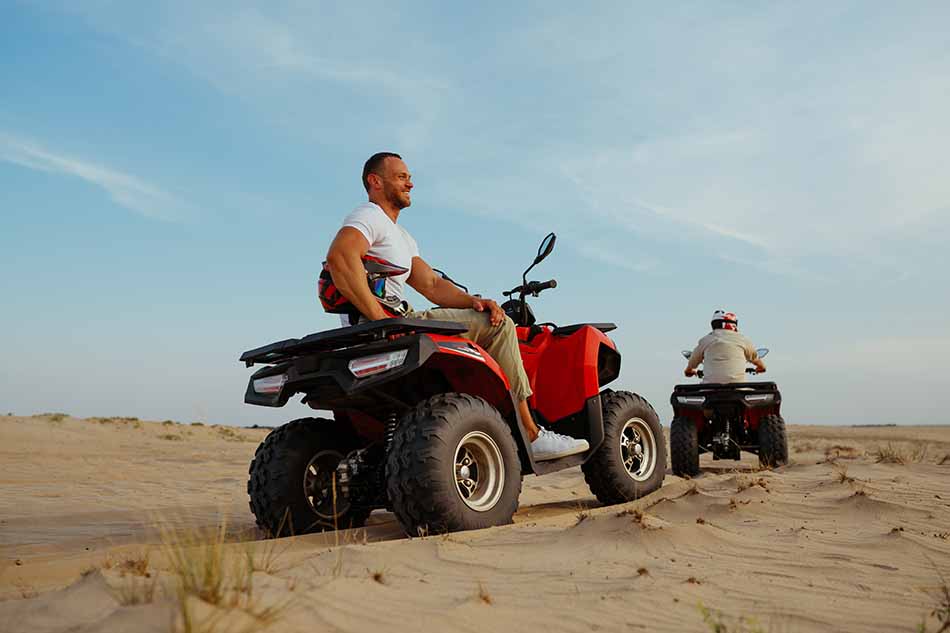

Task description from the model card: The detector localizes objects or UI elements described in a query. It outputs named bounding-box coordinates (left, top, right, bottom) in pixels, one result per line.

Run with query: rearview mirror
left=534, top=233, right=556, bottom=264
left=681, top=350, right=692, bottom=359
left=756, top=348, right=769, bottom=358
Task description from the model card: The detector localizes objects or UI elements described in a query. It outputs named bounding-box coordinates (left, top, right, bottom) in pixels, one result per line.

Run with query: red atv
left=241, top=233, right=665, bottom=536
left=670, top=348, right=788, bottom=476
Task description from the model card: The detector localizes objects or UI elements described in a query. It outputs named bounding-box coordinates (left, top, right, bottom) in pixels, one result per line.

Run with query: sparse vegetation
left=215, top=426, right=247, bottom=442
left=160, top=519, right=290, bottom=633
left=574, top=511, right=590, bottom=526
left=476, top=582, right=493, bottom=605
left=832, top=462, right=854, bottom=484
left=872, top=443, right=930, bottom=464
left=825, top=444, right=862, bottom=460
left=160, top=433, right=184, bottom=441
left=369, top=568, right=387, bottom=585
left=736, top=475, right=769, bottom=493
left=42, top=412, right=69, bottom=423
left=637, top=567, right=649, bottom=576
left=917, top=566, right=950, bottom=633
left=699, top=603, right=766, bottom=633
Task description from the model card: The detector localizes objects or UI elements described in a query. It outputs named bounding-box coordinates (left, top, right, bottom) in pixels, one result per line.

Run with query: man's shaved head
left=362, top=152, right=402, bottom=192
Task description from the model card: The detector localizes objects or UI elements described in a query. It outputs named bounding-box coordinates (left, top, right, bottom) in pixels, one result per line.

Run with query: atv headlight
left=348, top=349, right=408, bottom=378
left=253, top=374, right=287, bottom=394
left=744, top=394, right=775, bottom=403
left=676, top=396, right=706, bottom=405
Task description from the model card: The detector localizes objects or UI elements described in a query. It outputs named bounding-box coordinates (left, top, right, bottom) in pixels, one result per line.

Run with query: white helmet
left=711, top=309, right=738, bottom=331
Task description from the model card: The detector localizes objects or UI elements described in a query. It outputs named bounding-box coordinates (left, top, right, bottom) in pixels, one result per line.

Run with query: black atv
left=669, top=348, right=788, bottom=476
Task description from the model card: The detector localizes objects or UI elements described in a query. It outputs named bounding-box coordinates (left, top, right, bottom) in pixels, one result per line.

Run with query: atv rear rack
left=240, top=318, right=468, bottom=367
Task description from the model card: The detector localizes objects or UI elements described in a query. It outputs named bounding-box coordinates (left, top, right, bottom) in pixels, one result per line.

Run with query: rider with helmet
left=685, top=310, right=766, bottom=383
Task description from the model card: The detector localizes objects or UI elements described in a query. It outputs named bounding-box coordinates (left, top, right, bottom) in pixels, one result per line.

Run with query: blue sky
left=2, top=1, right=948, bottom=427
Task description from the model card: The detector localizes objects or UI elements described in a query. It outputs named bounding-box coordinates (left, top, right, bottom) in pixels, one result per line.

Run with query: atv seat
left=241, top=318, right=468, bottom=366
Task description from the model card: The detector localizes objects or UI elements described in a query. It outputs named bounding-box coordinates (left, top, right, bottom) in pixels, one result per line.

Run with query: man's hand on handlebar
left=684, top=367, right=697, bottom=377
left=472, top=297, right=505, bottom=326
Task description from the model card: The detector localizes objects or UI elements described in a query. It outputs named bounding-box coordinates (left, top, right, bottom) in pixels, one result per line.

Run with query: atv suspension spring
left=384, top=413, right=397, bottom=453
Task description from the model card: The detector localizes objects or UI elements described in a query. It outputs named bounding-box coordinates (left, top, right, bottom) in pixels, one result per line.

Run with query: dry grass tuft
left=832, top=462, right=855, bottom=484
left=939, top=454, right=949, bottom=466
left=42, top=412, right=69, bottom=423
left=736, top=475, right=770, bottom=493
left=686, top=576, right=702, bottom=585
left=160, top=433, right=185, bottom=441
left=917, top=566, right=950, bottom=633
left=637, top=567, right=649, bottom=576
left=574, top=511, right=590, bottom=526
left=476, top=582, right=493, bottom=605
left=369, top=568, right=387, bottom=585
left=696, top=517, right=706, bottom=525
left=825, top=444, right=862, bottom=460
left=214, top=426, right=248, bottom=442
left=160, top=519, right=290, bottom=633
left=699, top=603, right=766, bottom=633
left=873, top=444, right=909, bottom=464
left=852, top=487, right=869, bottom=497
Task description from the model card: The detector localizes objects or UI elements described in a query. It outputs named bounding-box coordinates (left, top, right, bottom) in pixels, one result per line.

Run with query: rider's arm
left=407, top=256, right=479, bottom=308
left=407, top=257, right=505, bottom=325
left=743, top=339, right=766, bottom=373
left=684, top=344, right=704, bottom=377
left=325, top=227, right=389, bottom=321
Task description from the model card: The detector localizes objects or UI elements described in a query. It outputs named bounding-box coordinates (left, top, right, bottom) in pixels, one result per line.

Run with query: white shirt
left=341, top=201, right=420, bottom=309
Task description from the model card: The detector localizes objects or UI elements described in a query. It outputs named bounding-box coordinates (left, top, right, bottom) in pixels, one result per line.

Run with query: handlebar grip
left=535, top=279, right=557, bottom=292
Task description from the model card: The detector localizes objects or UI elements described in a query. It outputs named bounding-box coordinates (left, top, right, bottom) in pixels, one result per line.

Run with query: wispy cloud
left=0, top=133, right=189, bottom=221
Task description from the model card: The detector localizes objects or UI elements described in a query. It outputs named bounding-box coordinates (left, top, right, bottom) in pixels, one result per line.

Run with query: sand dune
left=2, top=414, right=949, bottom=632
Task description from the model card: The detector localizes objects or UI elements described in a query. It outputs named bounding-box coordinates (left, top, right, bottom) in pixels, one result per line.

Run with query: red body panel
left=517, top=326, right=615, bottom=422
left=423, top=334, right=513, bottom=414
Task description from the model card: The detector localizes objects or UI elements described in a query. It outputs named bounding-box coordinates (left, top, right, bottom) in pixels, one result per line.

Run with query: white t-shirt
left=341, top=201, right=420, bottom=309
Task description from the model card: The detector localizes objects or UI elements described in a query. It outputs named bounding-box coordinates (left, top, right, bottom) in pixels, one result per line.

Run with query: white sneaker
left=531, top=428, right=590, bottom=461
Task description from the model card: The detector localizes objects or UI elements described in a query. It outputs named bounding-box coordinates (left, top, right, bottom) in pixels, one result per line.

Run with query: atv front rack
left=240, top=318, right=468, bottom=367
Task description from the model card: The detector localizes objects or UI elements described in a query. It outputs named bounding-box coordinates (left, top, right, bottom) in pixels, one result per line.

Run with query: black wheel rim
left=302, top=449, right=349, bottom=520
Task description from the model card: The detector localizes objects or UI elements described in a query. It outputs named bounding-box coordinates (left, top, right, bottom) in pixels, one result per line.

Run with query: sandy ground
left=1, top=414, right=949, bottom=632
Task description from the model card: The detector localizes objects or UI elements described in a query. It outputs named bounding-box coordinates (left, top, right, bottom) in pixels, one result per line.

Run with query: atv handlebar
left=503, top=279, right=558, bottom=297
left=693, top=367, right=759, bottom=380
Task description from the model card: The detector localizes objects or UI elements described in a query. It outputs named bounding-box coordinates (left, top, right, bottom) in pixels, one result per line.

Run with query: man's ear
left=366, top=172, right=381, bottom=191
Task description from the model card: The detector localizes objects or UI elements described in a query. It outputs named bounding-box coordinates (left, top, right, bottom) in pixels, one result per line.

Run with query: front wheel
left=757, top=414, right=788, bottom=468
left=582, top=391, right=666, bottom=505
left=386, top=393, right=522, bottom=536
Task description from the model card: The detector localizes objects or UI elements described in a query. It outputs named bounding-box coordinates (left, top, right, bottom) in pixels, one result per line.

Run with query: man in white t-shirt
left=324, top=152, right=588, bottom=461
left=685, top=310, right=766, bottom=383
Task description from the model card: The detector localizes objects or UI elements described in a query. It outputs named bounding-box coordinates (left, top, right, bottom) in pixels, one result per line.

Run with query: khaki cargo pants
left=407, top=308, right=533, bottom=402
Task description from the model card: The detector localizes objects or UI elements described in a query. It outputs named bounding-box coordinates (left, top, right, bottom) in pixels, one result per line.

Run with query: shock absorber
left=384, top=412, right=398, bottom=453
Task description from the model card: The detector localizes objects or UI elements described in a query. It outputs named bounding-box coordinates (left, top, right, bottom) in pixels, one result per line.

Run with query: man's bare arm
left=408, top=257, right=505, bottom=326
left=325, top=228, right=389, bottom=321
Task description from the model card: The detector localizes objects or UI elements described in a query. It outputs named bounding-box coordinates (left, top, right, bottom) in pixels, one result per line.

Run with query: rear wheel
left=386, top=393, right=522, bottom=535
left=247, top=418, right=370, bottom=536
left=582, top=391, right=666, bottom=505
left=670, top=416, right=701, bottom=477
left=757, top=414, right=788, bottom=468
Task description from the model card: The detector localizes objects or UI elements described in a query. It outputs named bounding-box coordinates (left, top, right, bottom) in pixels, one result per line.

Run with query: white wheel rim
left=619, top=418, right=656, bottom=482
left=454, top=431, right=505, bottom=512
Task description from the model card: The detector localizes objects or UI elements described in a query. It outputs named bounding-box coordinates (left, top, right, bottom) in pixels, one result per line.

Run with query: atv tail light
left=253, top=374, right=287, bottom=394
left=676, top=396, right=706, bottom=405
left=348, top=349, right=408, bottom=378
left=744, top=394, right=775, bottom=403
